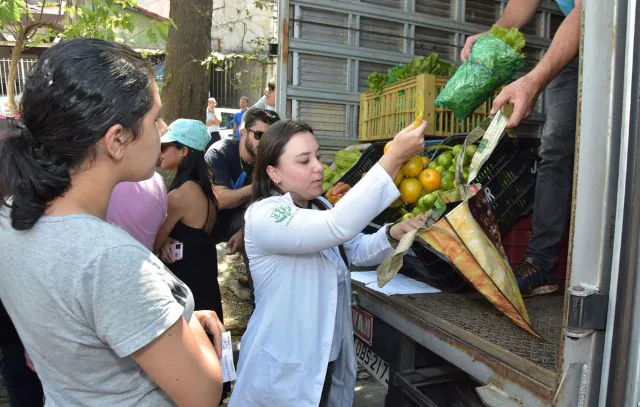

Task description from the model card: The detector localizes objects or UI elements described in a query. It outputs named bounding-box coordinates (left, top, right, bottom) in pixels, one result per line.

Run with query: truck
left=274, top=0, right=638, bottom=405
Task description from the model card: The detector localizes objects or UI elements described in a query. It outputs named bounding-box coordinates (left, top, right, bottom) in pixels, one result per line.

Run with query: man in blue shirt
left=230, top=96, right=249, bottom=139
left=461, top=0, right=579, bottom=296
left=205, top=108, right=281, bottom=292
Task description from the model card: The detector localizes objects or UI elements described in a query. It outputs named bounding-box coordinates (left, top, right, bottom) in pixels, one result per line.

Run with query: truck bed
left=353, top=282, right=563, bottom=405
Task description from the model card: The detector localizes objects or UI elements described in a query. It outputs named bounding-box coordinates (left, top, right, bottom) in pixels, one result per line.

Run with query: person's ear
left=266, top=165, right=281, bottom=185
left=101, top=124, right=129, bottom=161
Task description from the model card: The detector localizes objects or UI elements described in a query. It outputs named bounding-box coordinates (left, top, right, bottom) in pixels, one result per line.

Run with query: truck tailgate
left=352, top=281, right=563, bottom=406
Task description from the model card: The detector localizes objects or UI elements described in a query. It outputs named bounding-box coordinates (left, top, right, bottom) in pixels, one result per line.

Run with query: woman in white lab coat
left=229, top=119, right=427, bottom=407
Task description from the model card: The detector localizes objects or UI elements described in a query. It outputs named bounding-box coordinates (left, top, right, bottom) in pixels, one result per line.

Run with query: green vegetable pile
left=368, top=53, right=455, bottom=94
left=434, top=25, right=525, bottom=119
left=322, top=149, right=362, bottom=191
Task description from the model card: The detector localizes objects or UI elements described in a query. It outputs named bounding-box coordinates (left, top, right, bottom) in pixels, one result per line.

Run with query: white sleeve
left=343, top=226, right=394, bottom=267
left=245, top=163, right=399, bottom=255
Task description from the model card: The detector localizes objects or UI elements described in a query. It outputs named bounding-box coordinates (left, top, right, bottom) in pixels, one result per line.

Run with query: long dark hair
left=169, top=142, right=218, bottom=209
left=252, top=120, right=314, bottom=202
left=0, top=38, right=154, bottom=230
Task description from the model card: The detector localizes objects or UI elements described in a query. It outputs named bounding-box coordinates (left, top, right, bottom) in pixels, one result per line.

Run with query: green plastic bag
left=435, top=34, right=524, bottom=119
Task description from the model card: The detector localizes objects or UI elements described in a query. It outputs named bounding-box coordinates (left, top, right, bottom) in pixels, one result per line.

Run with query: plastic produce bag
left=435, top=27, right=525, bottom=119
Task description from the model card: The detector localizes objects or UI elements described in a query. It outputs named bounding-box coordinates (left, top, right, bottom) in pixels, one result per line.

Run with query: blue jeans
left=525, top=59, right=579, bottom=274
left=1, top=342, right=44, bottom=407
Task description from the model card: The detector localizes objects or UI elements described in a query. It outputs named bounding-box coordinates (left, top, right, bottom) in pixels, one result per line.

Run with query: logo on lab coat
left=270, top=204, right=293, bottom=224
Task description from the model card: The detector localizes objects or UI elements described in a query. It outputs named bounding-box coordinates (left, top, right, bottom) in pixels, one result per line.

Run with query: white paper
left=220, top=331, right=237, bottom=383
left=352, top=271, right=440, bottom=295
left=350, top=271, right=379, bottom=285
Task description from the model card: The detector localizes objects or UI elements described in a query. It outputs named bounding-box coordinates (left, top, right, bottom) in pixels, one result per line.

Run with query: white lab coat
left=229, top=163, right=399, bottom=407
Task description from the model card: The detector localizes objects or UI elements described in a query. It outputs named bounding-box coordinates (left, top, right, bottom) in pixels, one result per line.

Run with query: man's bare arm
left=491, top=0, right=581, bottom=127
left=213, top=185, right=252, bottom=210
left=496, top=0, right=544, bottom=29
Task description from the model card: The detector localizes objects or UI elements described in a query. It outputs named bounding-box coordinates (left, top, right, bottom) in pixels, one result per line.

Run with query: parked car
left=217, top=107, right=241, bottom=140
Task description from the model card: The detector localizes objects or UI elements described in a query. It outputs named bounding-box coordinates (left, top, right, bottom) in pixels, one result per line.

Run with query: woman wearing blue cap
left=155, top=119, right=222, bottom=320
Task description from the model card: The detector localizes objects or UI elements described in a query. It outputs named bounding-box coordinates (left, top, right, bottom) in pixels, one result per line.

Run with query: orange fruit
left=393, top=170, right=404, bottom=186
left=419, top=168, right=441, bottom=193
left=402, top=156, right=424, bottom=178
left=399, top=178, right=422, bottom=204
left=421, top=156, right=430, bottom=167
left=384, top=141, right=392, bottom=154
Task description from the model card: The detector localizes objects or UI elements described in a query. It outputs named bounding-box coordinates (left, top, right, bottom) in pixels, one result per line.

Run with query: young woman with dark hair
left=154, top=119, right=222, bottom=318
left=0, top=39, right=223, bottom=406
left=229, top=119, right=428, bottom=406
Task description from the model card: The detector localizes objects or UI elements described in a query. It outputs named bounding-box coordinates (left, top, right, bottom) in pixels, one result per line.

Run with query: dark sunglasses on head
left=249, top=129, right=265, bottom=140
left=264, top=110, right=280, bottom=122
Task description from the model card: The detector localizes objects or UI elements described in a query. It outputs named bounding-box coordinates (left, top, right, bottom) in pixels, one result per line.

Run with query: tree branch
left=54, top=0, right=63, bottom=26
left=24, top=21, right=62, bottom=39
left=5, top=22, right=23, bottom=39
left=38, top=0, right=46, bottom=21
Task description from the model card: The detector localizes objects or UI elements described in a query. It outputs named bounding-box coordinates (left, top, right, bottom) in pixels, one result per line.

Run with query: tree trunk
left=161, top=0, right=212, bottom=124
left=7, top=28, right=26, bottom=116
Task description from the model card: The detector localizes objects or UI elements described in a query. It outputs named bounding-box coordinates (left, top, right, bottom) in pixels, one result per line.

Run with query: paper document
left=220, top=331, right=237, bottom=383
left=350, top=270, right=379, bottom=285
left=351, top=271, right=440, bottom=295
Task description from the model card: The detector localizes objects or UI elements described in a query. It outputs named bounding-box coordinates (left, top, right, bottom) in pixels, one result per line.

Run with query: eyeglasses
left=249, top=129, right=265, bottom=140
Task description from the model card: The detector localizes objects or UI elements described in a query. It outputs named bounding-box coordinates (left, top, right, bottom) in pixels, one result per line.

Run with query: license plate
left=354, top=336, right=390, bottom=387
left=352, top=306, right=374, bottom=346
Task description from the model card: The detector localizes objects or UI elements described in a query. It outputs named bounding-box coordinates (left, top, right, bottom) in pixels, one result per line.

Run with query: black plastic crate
left=331, top=141, right=402, bottom=225
left=401, top=135, right=540, bottom=292
left=428, top=134, right=539, bottom=233
left=474, top=137, right=539, bottom=233
left=328, top=138, right=450, bottom=226
left=328, top=134, right=540, bottom=293
left=326, top=135, right=538, bottom=232
left=337, top=142, right=386, bottom=185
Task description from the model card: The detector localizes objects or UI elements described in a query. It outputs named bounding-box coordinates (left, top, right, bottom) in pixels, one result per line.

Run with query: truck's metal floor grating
left=402, top=293, right=563, bottom=371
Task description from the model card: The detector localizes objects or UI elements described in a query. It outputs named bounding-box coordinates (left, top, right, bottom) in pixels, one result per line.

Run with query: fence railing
left=0, top=56, right=272, bottom=108
left=0, top=57, right=38, bottom=96
left=209, top=59, right=270, bottom=108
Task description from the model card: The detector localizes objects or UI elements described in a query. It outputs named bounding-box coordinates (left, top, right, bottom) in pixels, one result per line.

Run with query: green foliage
left=489, top=24, right=526, bottom=55
left=367, top=72, right=387, bottom=95
left=367, top=53, right=455, bottom=94
left=145, top=19, right=172, bottom=45
left=0, top=0, right=168, bottom=47
left=0, top=0, right=26, bottom=25
left=63, top=0, right=141, bottom=42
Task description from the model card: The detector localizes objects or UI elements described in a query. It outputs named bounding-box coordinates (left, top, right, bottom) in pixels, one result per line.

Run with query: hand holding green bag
left=435, top=25, right=526, bottom=119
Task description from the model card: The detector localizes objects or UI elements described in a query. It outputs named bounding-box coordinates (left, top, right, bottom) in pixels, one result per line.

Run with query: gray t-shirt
left=0, top=210, right=194, bottom=406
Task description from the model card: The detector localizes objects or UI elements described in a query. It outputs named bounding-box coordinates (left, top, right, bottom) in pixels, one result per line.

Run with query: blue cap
left=161, top=119, right=211, bottom=152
